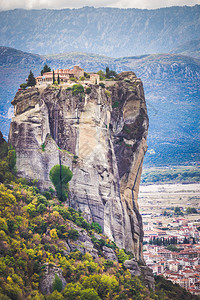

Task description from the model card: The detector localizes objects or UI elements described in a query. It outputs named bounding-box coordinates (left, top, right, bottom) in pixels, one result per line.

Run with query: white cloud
left=0, top=0, right=200, bottom=10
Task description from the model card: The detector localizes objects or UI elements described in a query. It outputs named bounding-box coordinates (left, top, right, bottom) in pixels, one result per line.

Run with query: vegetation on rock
left=49, top=165, right=73, bottom=202
left=72, top=84, right=84, bottom=96
left=27, top=70, right=36, bottom=86
left=0, top=134, right=199, bottom=299
left=41, top=64, right=51, bottom=76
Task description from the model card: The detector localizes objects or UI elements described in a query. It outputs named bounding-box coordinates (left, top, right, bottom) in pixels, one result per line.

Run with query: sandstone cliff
left=9, top=72, right=148, bottom=261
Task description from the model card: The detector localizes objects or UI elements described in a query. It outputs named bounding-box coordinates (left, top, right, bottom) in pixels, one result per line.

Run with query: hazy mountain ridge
left=0, top=6, right=200, bottom=57
left=0, top=46, right=199, bottom=166
left=170, top=39, right=200, bottom=59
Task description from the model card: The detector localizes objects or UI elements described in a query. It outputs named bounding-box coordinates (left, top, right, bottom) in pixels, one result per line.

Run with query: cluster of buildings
left=143, top=218, right=200, bottom=244
left=144, top=244, right=200, bottom=295
left=143, top=219, right=200, bottom=295
left=35, top=66, right=99, bottom=86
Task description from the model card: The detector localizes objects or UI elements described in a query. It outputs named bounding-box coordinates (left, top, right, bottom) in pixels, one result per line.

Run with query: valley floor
left=138, top=182, right=200, bottom=295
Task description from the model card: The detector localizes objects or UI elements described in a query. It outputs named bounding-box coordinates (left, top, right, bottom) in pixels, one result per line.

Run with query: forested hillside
left=0, top=132, right=199, bottom=299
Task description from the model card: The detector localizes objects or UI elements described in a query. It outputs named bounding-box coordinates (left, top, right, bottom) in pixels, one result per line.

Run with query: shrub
left=117, top=249, right=129, bottom=263
left=25, top=204, right=37, bottom=217
left=49, top=165, right=73, bottom=202
left=70, top=77, right=77, bottom=82
left=20, top=83, right=27, bottom=90
left=86, top=87, right=91, bottom=94
left=66, top=87, right=72, bottom=91
left=37, top=203, right=46, bottom=213
left=72, top=84, right=84, bottom=96
left=68, top=228, right=79, bottom=241
left=80, top=288, right=100, bottom=300
left=52, top=274, right=63, bottom=292
left=97, top=70, right=105, bottom=81
left=42, top=191, right=52, bottom=200
left=103, top=260, right=114, bottom=270
left=112, top=101, right=119, bottom=109
left=91, top=222, right=102, bottom=234
left=99, top=82, right=105, bottom=88
left=79, top=76, right=85, bottom=81
left=84, top=72, right=90, bottom=78
left=5, top=283, right=23, bottom=300
left=7, top=149, right=16, bottom=171
left=37, top=195, right=48, bottom=206
left=105, top=90, right=111, bottom=97
left=47, top=290, right=64, bottom=300
left=63, top=283, right=82, bottom=300
left=50, top=229, right=58, bottom=240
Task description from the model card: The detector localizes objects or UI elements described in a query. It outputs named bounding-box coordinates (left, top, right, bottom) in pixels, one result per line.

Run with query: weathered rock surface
left=124, top=259, right=155, bottom=290
left=124, top=258, right=141, bottom=277
left=9, top=72, right=148, bottom=261
left=39, top=264, right=67, bottom=294
left=102, top=246, right=118, bottom=261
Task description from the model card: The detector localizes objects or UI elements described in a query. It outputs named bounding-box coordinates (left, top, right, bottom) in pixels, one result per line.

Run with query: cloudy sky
left=0, top=0, right=200, bottom=10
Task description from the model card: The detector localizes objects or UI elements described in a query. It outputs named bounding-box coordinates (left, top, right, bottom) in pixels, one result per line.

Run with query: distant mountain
left=170, top=39, right=200, bottom=59
left=0, top=46, right=199, bottom=167
left=0, top=6, right=200, bottom=57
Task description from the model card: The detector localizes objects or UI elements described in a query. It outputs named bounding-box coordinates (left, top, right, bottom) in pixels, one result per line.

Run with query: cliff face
left=9, top=72, right=148, bottom=261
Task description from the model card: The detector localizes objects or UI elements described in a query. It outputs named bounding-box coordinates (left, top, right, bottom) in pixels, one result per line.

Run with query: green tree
left=27, top=70, right=36, bottom=86
left=86, top=87, right=91, bottom=94
left=117, top=249, right=129, bottom=263
left=106, top=67, right=110, bottom=79
left=49, top=165, right=73, bottom=202
left=52, top=274, right=62, bottom=292
left=84, top=72, right=90, bottom=78
left=68, top=228, right=79, bottom=241
left=53, top=70, right=55, bottom=84
left=63, top=283, right=82, bottom=300
left=0, top=185, right=16, bottom=211
left=7, top=149, right=16, bottom=171
left=105, top=67, right=117, bottom=79
left=20, top=83, right=27, bottom=90
left=57, top=74, right=60, bottom=84
left=97, top=70, right=105, bottom=81
left=91, top=222, right=102, bottom=233
left=186, top=207, right=197, bottom=214
left=25, top=203, right=37, bottom=217
left=72, top=84, right=84, bottom=96
left=41, top=64, right=51, bottom=76
left=80, top=289, right=100, bottom=300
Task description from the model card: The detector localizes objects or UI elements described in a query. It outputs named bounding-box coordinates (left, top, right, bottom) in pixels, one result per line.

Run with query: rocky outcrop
left=124, top=259, right=155, bottom=290
left=9, top=72, right=148, bottom=261
left=39, top=264, right=67, bottom=294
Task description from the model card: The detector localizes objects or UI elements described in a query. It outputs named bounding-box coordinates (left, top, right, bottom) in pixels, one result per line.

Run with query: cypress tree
left=106, top=66, right=110, bottom=78
left=57, top=74, right=60, bottom=84
left=27, top=70, right=36, bottom=86
left=53, top=70, right=55, bottom=84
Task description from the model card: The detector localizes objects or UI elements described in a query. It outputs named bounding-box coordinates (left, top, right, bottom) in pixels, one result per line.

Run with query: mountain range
left=0, top=6, right=200, bottom=57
